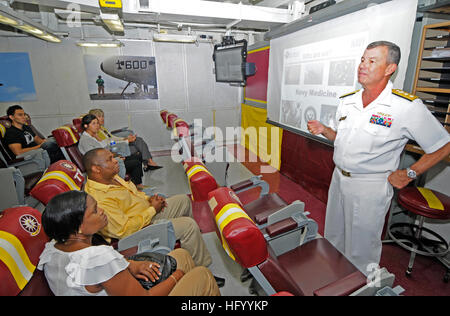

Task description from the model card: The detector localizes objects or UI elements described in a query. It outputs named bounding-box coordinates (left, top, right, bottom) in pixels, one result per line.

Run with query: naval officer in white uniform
left=307, top=41, right=450, bottom=274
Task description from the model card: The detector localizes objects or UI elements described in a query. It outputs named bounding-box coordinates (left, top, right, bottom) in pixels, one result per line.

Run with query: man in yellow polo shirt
left=82, top=148, right=211, bottom=267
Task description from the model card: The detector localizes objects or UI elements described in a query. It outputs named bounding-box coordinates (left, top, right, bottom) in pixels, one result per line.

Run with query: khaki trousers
left=151, top=195, right=212, bottom=267
left=167, top=248, right=220, bottom=296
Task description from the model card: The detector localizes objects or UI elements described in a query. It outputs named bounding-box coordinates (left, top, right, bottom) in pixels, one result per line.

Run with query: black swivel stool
left=388, top=186, right=450, bottom=282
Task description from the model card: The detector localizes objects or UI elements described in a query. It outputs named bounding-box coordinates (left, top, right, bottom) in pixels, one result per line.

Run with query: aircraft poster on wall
left=83, top=55, right=158, bottom=100
left=0, top=52, right=37, bottom=102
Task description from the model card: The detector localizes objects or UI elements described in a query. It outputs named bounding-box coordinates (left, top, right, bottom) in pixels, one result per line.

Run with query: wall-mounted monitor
left=213, top=37, right=255, bottom=85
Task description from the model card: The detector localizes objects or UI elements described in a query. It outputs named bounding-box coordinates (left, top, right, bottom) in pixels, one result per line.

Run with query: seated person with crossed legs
left=88, top=109, right=162, bottom=171
left=82, top=148, right=213, bottom=269
left=78, top=114, right=144, bottom=188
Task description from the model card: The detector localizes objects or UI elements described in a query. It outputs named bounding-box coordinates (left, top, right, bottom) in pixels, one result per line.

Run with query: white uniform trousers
left=324, top=167, right=393, bottom=275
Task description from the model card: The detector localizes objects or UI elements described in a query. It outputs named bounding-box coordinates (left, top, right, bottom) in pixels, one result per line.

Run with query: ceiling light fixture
left=0, top=14, right=18, bottom=26
left=153, top=33, right=197, bottom=43
left=100, top=13, right=124, bottom=33
left=76, top=40, right=124, bottom=48
left=0, top=5, right=61, bottom=43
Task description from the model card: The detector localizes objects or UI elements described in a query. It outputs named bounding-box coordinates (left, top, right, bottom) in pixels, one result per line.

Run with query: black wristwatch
left=406, top=167, right=417, bottom=180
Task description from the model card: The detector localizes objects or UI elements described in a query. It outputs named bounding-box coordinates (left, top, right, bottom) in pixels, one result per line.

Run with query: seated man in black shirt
left=5, top=105, right=64, bottom=163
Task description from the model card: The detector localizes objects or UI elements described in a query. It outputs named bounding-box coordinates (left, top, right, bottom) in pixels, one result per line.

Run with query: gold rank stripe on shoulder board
left=392, top=89, right=419, bottom=102
left=339, top=90, right=360, bottom=99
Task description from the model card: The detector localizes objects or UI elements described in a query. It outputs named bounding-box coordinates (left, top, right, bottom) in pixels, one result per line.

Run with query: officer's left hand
left=388, top=169, right=412, bottom=189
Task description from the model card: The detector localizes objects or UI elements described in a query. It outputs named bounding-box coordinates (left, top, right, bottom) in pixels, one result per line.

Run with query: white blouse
left=37, top=240, right=129, bottom=296
left=78, top=131, right=108, bottom=155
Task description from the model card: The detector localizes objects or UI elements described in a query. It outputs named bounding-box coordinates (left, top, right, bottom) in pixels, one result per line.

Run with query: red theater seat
left=30, top=160, right=85, bottom=205
left=174, top=119, right=190, bottom=138
left=0, top=207, right=53, bottom=296
left=52, top=125, right=84, bottom=172
left=230, top=178, right=288, bottom=225
left=241, top=193, right=287, bottom=225
left=160, top=110, right=169, bottom=124
left=183, top=157, right=218, bottom=201
left=72, top=117, right=83, bottom=134
left=167, top=113, right=178, bottom=129
left=207, top=187, right=367, bottom=296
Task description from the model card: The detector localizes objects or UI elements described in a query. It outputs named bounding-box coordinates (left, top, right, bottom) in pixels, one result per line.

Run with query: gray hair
left=89, top=108, right=104, bottom=117
left=367, top=41, right=401, bottom=65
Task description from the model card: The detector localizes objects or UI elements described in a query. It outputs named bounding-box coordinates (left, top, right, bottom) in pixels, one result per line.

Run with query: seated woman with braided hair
left=37, top=190, right=221, bottom=296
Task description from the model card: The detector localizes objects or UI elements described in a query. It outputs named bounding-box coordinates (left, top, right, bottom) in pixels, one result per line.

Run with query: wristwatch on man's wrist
left=406, top=167, right=417, bottom=180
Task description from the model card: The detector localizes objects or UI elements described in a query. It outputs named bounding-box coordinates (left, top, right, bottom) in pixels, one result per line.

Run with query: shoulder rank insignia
left=392, top=89, right=419, bottom=102
left=339, top=90, right=360, bottom=99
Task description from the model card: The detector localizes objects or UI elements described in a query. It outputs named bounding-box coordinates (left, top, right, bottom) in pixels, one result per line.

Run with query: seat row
left=0, top=158, right=84, bottom=295
left=0, top=156, right=178, bottom=295
left=0, top=111, right=136, bottom=208
left=0, top=110, right=212, bottom=295
left=2, top=110, right=398, bottom=296
left=158, top=109, right=399, bottom=296
left=0, top=113, right=86, bottom=208
left=188, top=163, right=397, bottom=295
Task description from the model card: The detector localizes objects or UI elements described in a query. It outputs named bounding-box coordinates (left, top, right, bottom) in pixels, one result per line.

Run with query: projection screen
left=266, top=0, right=418, bottom=145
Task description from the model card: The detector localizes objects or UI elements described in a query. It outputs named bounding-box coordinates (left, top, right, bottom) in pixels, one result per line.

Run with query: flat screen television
left=213, top=39, right=248, bottom=84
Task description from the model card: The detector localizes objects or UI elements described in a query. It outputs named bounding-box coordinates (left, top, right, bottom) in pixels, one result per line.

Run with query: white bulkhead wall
left=0, top=25, right=243, bottom=151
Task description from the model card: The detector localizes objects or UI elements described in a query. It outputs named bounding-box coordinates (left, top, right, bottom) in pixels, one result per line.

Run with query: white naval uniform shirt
left=331, top=81, right=450, bottom=174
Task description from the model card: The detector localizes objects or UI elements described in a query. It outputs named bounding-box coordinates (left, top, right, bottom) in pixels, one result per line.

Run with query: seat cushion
left=24, top=171, right=44, bottom=195
left=243, top=193, right=287, bottom=225
left=66, top=145, right=85, bottom=172
left=260, top=238, right=363, bottom=296
left=313, top=270, right=367, bottom=296
left=398, top=187, right=450, bottom=220
left=19, top=270, right=54, bottom=296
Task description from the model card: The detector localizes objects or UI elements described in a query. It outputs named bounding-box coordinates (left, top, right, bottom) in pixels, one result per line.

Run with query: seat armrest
left=110, top=127, right=129, bottom=133
left=254, top=208, right=279, bottom=225
left=229, top=176, right=269, bottom=196
left=0, top=167, right=21, bottom=207
left=118, top=246, right=138, bottom=257
left=266, top=218, right=298, bottom=238
left=117, top=220, right=176, bottom=253
left=230, top=179, right=253, bottom=192
left=9, top=157, right=25, bottom=164
left=313, top=271, right=367, bottom=296
left=16, top=148, right=44, bottom=160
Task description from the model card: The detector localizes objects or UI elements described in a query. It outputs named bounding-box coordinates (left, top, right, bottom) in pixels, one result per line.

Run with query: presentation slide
left=280, top=32, right=368, bottom=132
left=266, top=0, right=418, bottom=144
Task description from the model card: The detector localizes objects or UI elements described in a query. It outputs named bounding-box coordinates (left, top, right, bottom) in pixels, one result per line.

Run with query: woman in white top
left=78, top=114, right=144, bottom=187
left=37, top=190, right=220, bottom=296
left=88, top=109, right=162, bottom=171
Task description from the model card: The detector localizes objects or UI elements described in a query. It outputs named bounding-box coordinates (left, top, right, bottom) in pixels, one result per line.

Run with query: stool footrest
left=388, top=223, right=449, bottom=257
